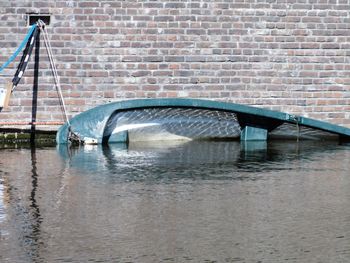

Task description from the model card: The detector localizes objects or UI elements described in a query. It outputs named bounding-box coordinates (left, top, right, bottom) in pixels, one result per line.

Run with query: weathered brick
left=143, top=56, right=163, bottom=62
left=131, top=71, right=151, bottom=77
left=165, top=56, right=185, bottom=62
left=154, top=16, right=174, bottom=22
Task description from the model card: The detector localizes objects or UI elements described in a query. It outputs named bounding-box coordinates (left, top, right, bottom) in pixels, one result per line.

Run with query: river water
left=0, top=140, right=350, bottom=262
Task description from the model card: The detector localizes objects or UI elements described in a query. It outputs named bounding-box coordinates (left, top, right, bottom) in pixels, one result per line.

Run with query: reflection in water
left=0, top=176, right=5, bottom=225
left=1, top=141, right=350, bottom=262
left=26, top=147, right=42, bottom=261
left=0, top=146, right=43, bottom=262
left=58, top=140, right=343, bottom=182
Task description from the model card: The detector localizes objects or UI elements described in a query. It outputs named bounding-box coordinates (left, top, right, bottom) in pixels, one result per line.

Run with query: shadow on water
left=57, top=140, right=344, bottom=183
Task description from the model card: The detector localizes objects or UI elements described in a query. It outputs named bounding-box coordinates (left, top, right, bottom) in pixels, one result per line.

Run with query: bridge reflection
left=57, top=140, right=341, bottom=182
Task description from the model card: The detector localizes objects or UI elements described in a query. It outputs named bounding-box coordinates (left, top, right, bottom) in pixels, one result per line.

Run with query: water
left=1, top=140, right=350, bottom=262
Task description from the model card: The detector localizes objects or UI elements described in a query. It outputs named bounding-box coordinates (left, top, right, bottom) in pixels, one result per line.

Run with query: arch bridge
left=56, top=98, right=350, bottom=144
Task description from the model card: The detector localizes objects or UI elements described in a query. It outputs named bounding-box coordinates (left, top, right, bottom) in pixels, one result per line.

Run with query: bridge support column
left=240, top=126, right=267, bottom=141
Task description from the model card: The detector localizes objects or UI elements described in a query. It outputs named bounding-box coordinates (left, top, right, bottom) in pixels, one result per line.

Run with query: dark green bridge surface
left=56, top=98, right=350, bottom=144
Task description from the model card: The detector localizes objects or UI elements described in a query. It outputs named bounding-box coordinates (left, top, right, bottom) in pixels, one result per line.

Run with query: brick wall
left=0, top=0, right=349, bottom=129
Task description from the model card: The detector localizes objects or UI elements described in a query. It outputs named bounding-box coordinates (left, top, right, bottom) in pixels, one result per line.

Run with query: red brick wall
left=1, top=0, right=350, bottom=128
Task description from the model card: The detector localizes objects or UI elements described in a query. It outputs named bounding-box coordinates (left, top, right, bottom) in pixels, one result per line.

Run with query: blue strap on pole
left=0, top=24, right=37, bottom=73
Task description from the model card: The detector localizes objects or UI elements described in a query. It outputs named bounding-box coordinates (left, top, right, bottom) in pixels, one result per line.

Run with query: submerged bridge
left=56, top=98, right=350, bottom=144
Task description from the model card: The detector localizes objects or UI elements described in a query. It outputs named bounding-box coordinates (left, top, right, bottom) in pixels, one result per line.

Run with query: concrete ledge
left=0, top=129, right=56, bottom=144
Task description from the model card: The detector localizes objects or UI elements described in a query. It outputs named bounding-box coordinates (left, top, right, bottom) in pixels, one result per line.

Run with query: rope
left=37, top=20, right=71, bottom=127
left=12, top=26, right=40, bottom=90
left=0, top=24, right=37, bottom=73
left=37, top=20, right=83, bottom=144
left=2, top=20, right=82, bottom=144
